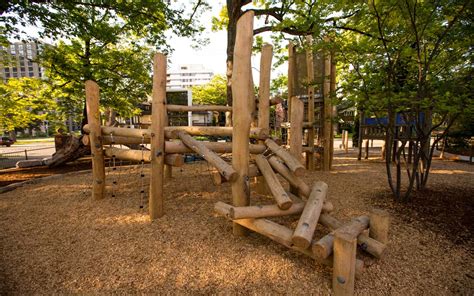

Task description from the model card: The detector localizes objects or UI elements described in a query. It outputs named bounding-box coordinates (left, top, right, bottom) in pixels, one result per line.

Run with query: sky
left=166, top=1, right=286, bottom=85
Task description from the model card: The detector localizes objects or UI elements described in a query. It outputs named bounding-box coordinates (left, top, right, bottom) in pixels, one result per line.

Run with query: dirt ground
left=0, top=153, right=473, bottom=294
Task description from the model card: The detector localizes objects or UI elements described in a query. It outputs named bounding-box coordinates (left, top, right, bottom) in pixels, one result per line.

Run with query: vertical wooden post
left=330, top=46, right=337, bottom=168
left=256, top=43, right=273, bottom=195
left=85, top=80, right=105, bottom=200
left=287, top=42, right=296, bottom=144
left=365, top=139, right=369, bottom=159
left=290, top=96, right=304, bottom=164
left=149, top=53, right=167, bottom=220
left=164, top=164, right=172, bottom=179
left=305, top=36, right=315, bottom=170
left=357, top=111, right=364, bottom=161
left=369, top=209, right=390, bottom=244
left=231, top=10, right=254, bottom=236
left=344, top=130, right=349, bottom=153
left=333, top=231, right=357, bottom=296
left=322, top=40, right=332, bottom=171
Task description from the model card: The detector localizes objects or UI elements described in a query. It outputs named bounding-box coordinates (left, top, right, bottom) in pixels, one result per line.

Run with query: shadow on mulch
left=369, top=186, right=474, bottom=246
left=0, top=159, right=92, bottom=187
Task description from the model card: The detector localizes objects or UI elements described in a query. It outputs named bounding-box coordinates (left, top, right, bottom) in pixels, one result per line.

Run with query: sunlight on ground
left=95, top=213, right=149, bottom=225
left=430, top=169, right=473, bottom=175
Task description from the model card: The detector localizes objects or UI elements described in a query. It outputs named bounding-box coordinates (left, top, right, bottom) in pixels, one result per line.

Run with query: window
left=6, top=73, right=10, bottom=78
left=10, top=47, right=16, bottom=54
left=29, top=71, right=34, bottom=77
left=18, top=44, right=23, bottom=51
left=28, top=67, right=33, bottom=71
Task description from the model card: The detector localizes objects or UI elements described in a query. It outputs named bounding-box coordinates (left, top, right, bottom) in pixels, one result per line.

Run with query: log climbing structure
left=83, top=11, right=390, bottom=296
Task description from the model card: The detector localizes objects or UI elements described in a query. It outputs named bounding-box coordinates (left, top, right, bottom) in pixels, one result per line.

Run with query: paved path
left=0, top=143, right=55, bottom=169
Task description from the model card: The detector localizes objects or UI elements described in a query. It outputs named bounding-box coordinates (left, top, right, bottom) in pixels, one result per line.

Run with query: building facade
left=166, top=64, right=213, bottom=89
left=0, top=42, right=43, bottom=80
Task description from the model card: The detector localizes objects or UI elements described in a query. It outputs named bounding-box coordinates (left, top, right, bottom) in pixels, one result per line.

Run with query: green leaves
left=191, top=75, right=227, bottom=106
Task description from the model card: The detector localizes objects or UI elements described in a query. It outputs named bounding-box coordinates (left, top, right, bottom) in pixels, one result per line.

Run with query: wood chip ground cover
left=1, top=153, right=473, bottom=294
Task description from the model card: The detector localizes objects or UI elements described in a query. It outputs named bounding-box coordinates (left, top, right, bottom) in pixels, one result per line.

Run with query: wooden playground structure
left=83, top=11, right=390, bottom=296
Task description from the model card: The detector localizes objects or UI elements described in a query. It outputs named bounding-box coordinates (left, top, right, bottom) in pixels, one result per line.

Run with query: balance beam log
left=176, top=131, right=237, bottom=181
left=265, top=139, right=305, bottom=176
left=229, top=200, right=333, bottom=220
left=255, top=155, right=292, bottom=210
left=83, top=124, right=268, bottom=140
left=267, top=156, right=310, bottom=198
left=313, top=216, right=369, bottom=259
left=103, top=147, right=184, bottom=167
left=214, top=201, right=363, bottom=276
left=292, top=182, right=328, bottom=249
left=212, top=164, right=260, bottom=185
left=166, top=104, right=232, bottom=112
left=318, top=213, right=386, bottom=258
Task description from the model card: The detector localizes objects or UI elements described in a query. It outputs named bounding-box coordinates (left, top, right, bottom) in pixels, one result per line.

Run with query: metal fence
left=0, top=147, right=53, bottom=169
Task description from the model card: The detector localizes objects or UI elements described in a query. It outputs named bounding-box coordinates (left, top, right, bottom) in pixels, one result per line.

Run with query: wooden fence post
left=305, top=35, right=315, bottom=170
left=323, top=38, right=332, bottom=171
left=231, top=10, right=254, bottom=236
left=290, top=96, right=304, bottom=164
left=149, top=53, right=167, bottom=220
left=85, top=80, right=105, bottom=200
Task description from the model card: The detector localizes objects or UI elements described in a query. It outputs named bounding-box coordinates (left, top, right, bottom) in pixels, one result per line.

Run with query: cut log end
left=292, top=235, right=311, bottom=249
left=278, top=199, right=293, bottom=210
left=293, top=167, right=305, bottom=177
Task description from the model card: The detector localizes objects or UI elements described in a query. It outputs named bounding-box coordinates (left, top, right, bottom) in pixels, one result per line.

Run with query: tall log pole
left=287, top=42, right=296, bottom=144
left=369, top=209, right=390, bottom=244
left=290, top=96, right=304, bottom=164
left=305, top=36, right=315, bottom=170
left=231, top=11, right=254, bottom=236
left=322, top=38, right=332, bottom=171
left=330, top=47, right=337, bottom=168
left=85, top=80, right=105, bottom=200
left=149, top=53, right=167, bottom=220
left=256, top=43, right=273, bottom=195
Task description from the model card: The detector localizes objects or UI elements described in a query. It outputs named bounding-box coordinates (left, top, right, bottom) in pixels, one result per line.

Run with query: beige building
left=0, top=42, right=43, bottom=80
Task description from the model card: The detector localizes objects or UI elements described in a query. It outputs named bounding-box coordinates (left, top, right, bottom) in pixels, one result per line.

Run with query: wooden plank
left=149, top=52, right=167, bottom=220
left=265, top=138, right=305, bottom=176
left=292, top=181, right=328, bottom=248
left=231, top=10, right=254, bottom=236
left=322, top=38, right=332, bottom=171
left=85, top=80, right=105, bottom=200
left=255, top=155, right=293, bottom=210
left=177, top=131, right=237, bottom=181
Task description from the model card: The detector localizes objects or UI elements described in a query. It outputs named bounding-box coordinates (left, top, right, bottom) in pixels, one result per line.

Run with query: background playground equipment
left=283, top=36, right=335, bottom=171
left=83, top=11, right=390, bottom=295
left=357, top=112, right=427, bottom=161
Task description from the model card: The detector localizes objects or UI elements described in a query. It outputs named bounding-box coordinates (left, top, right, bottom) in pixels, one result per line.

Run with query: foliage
left=270, top=74, right=288, bottom=97
left=191, top=75, right=227, bottom=106
left=0, top=0, right=208, bottom=126
left=0, top=78, right=60, bottom=132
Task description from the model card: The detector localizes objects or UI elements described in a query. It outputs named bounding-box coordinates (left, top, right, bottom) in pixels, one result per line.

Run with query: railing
left=0, top=147, right=53, bottom=169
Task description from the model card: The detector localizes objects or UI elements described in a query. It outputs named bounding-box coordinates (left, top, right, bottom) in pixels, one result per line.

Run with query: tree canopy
left=191, top=74, right=227, bottom=106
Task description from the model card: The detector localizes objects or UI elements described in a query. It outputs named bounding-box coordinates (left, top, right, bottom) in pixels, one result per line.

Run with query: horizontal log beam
left=313, top=216, right=369, bottom=259
left=212, top=164, right=260, bottom=185
left=317, top=213, right=386, bottom=258
left=265, top=139, right=305, bottom=176
left=103, top=147, right=184, bottom=167
left=229, top=200, right=333, bottom=220
left=167, top=104, right=232, bottom=112
left=177, top=131, right=237, bottom=181
left=214, top=201, right=363, bottom=276
left=84, top=124, right=268, bottom=140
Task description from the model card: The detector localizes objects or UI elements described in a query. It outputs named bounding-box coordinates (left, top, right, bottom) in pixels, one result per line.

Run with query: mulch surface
left=0, top=153, right=473, bottom=294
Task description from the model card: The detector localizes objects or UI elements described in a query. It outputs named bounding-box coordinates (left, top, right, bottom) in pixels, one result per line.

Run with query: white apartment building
left=166, top=64, right=213, bottom=89
left=0, top=42, right=43, bottom=80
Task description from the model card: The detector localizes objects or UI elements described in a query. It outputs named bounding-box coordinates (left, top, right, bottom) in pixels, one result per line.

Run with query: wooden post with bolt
left=333, top=231, right=357, bottom=296
left=85, top=80, right=105, bottom=200
left=231, top=10, right=254, bottom=236
left=149, top=53, right=167, bottom=220
left=305, top=35, right=315, bottom=170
